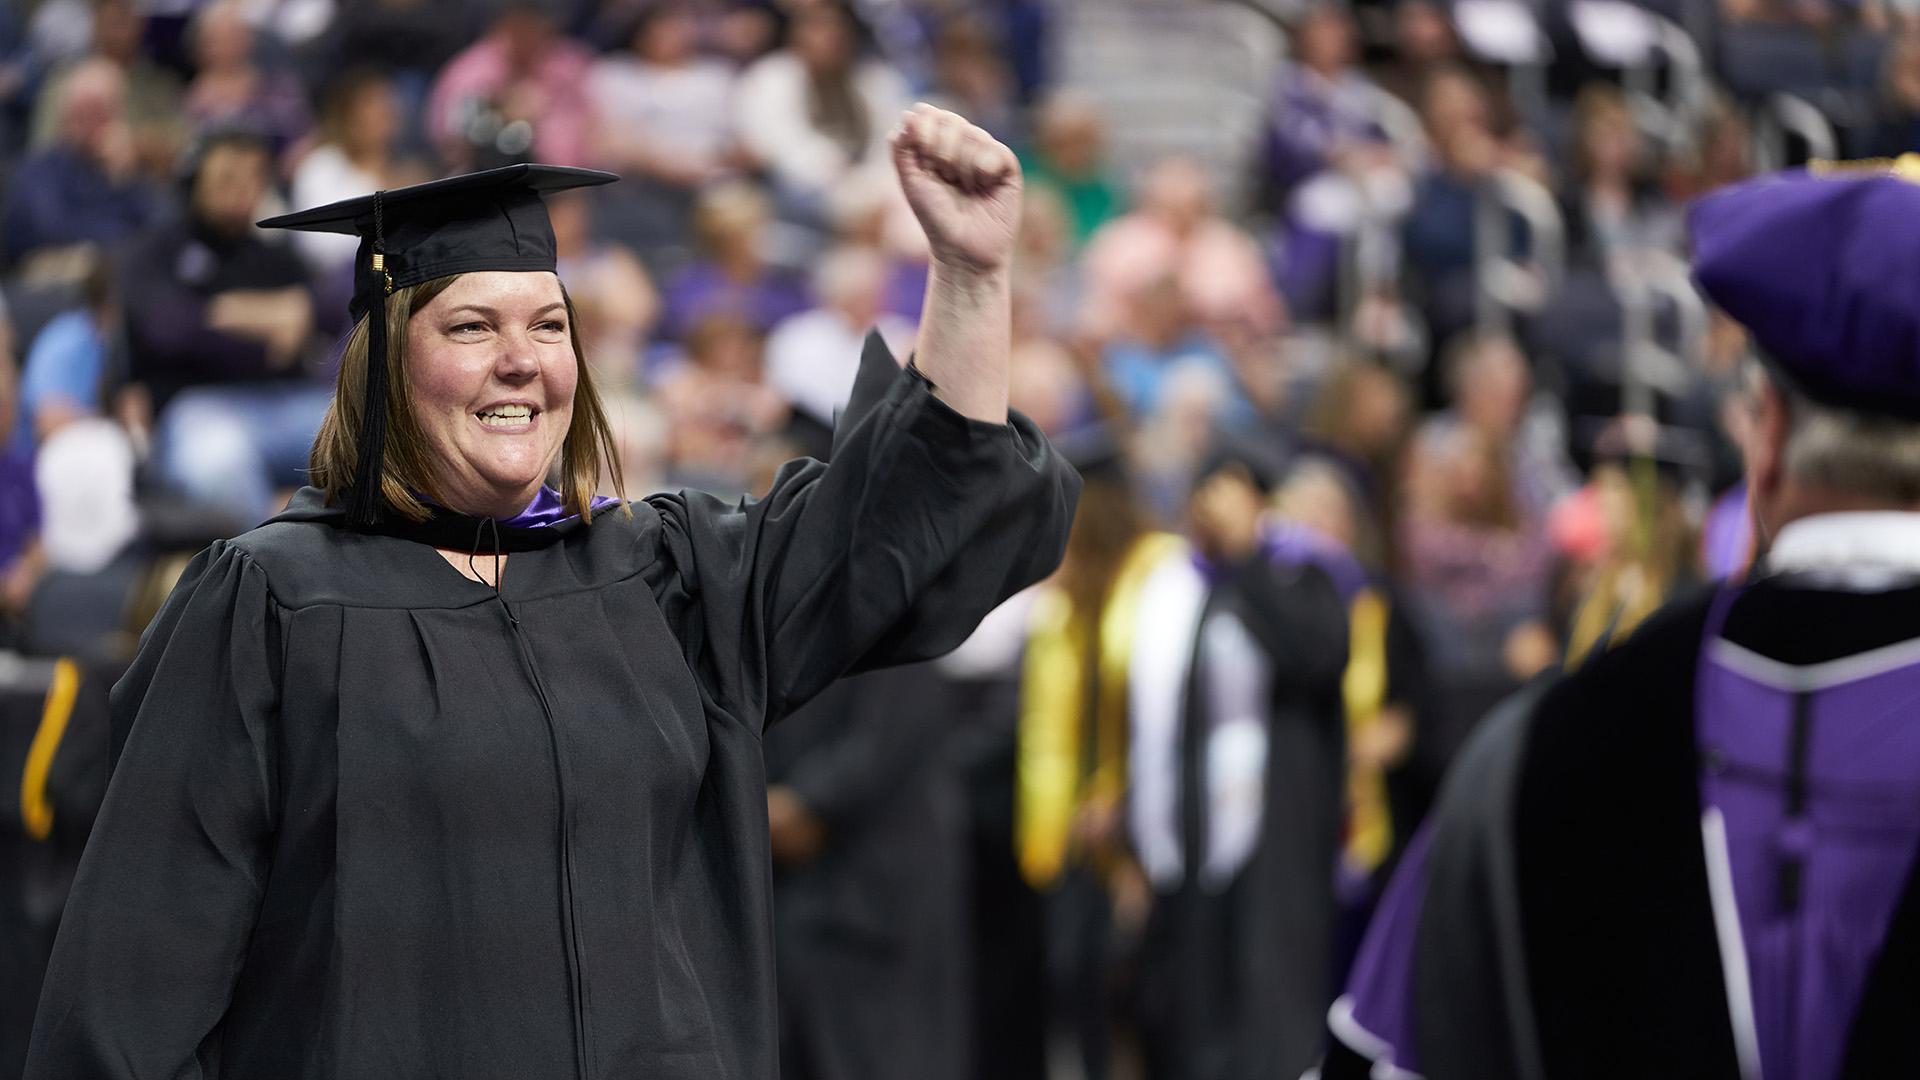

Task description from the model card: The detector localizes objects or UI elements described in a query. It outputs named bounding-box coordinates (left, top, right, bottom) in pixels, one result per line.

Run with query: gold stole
left=1342, top=588, right=1393, bottom=876
left=1016, top=532, right=1185, bottom=889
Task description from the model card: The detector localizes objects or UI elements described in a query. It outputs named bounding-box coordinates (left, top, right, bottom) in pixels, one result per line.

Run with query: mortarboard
left=258, top=163, right=618, bottom=525
left=1689, top=156, right=1920, bottom=420
left=1052, top=424, right=1130, bottom=486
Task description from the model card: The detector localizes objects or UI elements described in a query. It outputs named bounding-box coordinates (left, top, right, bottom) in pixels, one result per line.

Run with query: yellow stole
left=1342, top=588, right=1393, bottom=876
left=1016, top=532, right=1186, bottom=889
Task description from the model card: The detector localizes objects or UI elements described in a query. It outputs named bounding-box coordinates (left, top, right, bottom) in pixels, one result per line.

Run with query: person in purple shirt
left=1325, top=163, right=1920, bottom=1079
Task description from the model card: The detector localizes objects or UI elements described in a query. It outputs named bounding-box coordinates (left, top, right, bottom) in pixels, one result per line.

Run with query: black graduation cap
left=258, top=163, right=618, bottom=525
left=1051, top=424, right=1130, bottom=486
left=1197, top=430, right=1290, bottom=494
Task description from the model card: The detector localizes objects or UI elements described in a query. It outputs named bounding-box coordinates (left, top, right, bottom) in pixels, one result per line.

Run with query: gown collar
left=267, top=486, right=623, bottom=554
left=1766, top=511, right=1920, bottom=589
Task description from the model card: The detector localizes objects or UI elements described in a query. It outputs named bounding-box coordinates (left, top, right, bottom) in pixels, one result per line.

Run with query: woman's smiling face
left=406, top=271, right=578, bottom=519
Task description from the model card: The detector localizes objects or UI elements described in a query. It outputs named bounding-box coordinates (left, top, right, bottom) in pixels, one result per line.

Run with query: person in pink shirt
left=427, top=0, right=596, bottom=171
left=1079, top=157, right=1285, bottom=341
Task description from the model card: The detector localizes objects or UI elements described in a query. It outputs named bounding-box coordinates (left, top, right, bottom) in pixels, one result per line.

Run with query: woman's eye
left=537, top=321, right=566, bottom=334
left=450, top=322, right=487, bottom=335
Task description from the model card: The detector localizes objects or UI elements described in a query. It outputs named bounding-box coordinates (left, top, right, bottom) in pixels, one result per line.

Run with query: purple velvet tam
left=1691, top=162, right=1920, bottom=418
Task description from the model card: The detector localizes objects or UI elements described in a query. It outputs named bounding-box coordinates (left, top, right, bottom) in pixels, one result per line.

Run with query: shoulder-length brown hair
left=309, top=273, right=625, bottom=522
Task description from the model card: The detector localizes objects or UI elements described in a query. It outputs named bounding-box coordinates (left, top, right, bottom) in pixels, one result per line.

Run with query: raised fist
left=890, top=103, right=1022, bottom=276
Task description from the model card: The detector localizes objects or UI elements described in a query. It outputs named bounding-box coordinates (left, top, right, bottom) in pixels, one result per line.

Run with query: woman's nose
left=494, top=331, right=542, bottom=382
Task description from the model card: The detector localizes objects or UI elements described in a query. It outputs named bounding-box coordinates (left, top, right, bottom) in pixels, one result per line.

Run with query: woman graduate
left=25, top=105, right=1078, bottom=1080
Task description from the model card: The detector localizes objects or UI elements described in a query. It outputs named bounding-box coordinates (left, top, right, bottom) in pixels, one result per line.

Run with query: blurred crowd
left=1, top=0, right=1916, bottom=1076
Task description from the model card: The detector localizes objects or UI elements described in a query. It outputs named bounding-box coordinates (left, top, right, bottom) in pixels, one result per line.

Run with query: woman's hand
left=891, top=103, right=1022, bottom=276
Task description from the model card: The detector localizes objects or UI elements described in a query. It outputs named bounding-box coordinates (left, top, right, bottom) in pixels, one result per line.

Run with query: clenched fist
left=891, top=103, right=1022, bottom=276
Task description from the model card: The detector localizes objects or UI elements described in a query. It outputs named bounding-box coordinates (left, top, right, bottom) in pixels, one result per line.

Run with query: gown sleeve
left=26, top=541, right=279, bottom=1080
left=643, top=333, right=1080, bottom=730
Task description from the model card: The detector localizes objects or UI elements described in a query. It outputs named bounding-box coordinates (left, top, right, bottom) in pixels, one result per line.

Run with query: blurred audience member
left=289, top=70, right=407, bottom=277
left=1668, top=97, right=1753, bottom=200
left=1563, top=83, right=1678, bottom=273
left=2, top=57, right=160, bottom=272
left=926, top=16, right=1021, bottom=145
left=1267, top=5, right=1393, bottom=196
left=1082, top=157, right=1285, bottom=340
left=1134, top=361, right=1237, bottom=524
left=1010, top=186, right=1082, bottom=334
left=323, top=0, right=475, bottom=97
left=29, top=0, right=183, bottom=177
left=765, top=245, right=914, bottom=431
left=549, top=191, right=658, bottom=389
left=590, top=2, right=739, bottom=191
left=1400, top=67, right=1527, bottom=355
left=183, top=1, right=313, bottom=153
left=19, top=259, right=116, bottom=442
left=1559, top=423, right=1703, bottom=666
left=122, top=131, right=321, bottom=526
left=1008, top=328, right=1094, bottom=438
left=656, top=316, right=787, bottom=491
left=1021, top=93, right=1122, bottom=250
left=1399, top=420, right=1557, bottom=754
left=0, top=350, right=42, bottom=622
left=1375, top=0, right=1463, bottom=109
left=1866, top=32, right=1920, bottom=158
left=734, top=0, right=910, bottom=220
left=1300, top=359, right=1414, bottom=565
left=24, top=417, right=141, bottom=658
left=662, top=182, right=812, bottom=342
left=428, top=0, right=596, bottom=170
left=1100, top=275, right=1239, bottom=423
left=1429, top=330, right=1576, bottom=517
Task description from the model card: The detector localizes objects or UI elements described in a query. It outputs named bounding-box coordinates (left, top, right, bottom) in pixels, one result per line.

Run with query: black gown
left=766, top=662, right=967, bottom=1080
left=25, top=342, right=1079, bottom=1080
left=2, top=656, right=111, bottom=1080
left=1323, top=579, right=1920, bottom=1079
left=1132, top=555, right=1349, bottom=1080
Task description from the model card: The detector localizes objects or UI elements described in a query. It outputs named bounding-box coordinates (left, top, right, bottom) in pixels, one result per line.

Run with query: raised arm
left=641, top=108, right=1078, bottom=731
left=891, top=103, right=1019, bottom=424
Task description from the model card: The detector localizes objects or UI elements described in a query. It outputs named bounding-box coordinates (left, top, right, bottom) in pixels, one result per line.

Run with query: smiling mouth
left=476, top=404, right=537, bottom=428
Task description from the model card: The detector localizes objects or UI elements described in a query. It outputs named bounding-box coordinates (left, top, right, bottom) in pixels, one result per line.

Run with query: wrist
left=927, top=257, right=1011, bottom=294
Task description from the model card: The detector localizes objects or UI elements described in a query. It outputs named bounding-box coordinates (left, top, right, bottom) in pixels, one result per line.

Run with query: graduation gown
left=25, top=344, right=1079, bottom=1080
left=1326, top=574, right=1920, bottom=1080
left=766, top=662, right=966, bottom=1080
left=1130, top=553, right=1349, bottom=1080
left=2, top=656, right=111, bottom=1080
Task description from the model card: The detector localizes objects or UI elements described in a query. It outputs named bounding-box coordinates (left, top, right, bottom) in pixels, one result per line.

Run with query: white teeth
left=476, top=405, right=533, bottom=426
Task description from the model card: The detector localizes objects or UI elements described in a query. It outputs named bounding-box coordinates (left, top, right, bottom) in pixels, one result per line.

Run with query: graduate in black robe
left=766, top=661, right=967, bottom=1080
left=1325, top=163, right=1920, bottom=1080
left=1, top=655, right=110, bottom=1080
left=1128, top=456, right=1349, bottom=1080
left=26, top=107, right=1078, bottom=1080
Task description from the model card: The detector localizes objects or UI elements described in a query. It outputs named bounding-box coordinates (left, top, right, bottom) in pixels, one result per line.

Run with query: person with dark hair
left=121, top=129, right=321, bottom=527
left=25, top=105, right=1078, bottom=1080
left=181, top=1, right=312, bottom=154
left=1325, top=163, right=1920, bottom=1080
left=734, top=0, right=908, bottom=219
left=289, top=69, right=409, bottom=280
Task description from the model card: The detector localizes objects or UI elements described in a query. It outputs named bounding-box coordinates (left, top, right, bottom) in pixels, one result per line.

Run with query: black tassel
left=348, top=192, right=393, bottom=526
